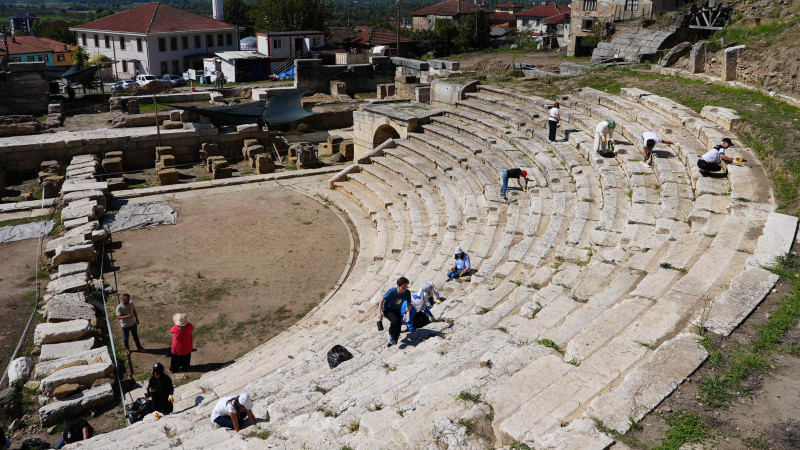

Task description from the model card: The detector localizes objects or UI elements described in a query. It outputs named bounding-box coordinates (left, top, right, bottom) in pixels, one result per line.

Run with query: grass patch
left=457, top=418, right=476, bottom=436
left=653, top=411, right=709, bottom=450
left=0, top=216, right=45, bottom=228
left=527, top=302, right=543, bottom=319
left=349, top=421, right=359, bottom=432
left=536, top=338, right=562, bottom=353
left=659, top=262, right=687, bottom=272
left=456, top=391, right=481, bottom=403
left=257, top=430, right=271, bottom=439
left=592, top=417, right=648, bottom=448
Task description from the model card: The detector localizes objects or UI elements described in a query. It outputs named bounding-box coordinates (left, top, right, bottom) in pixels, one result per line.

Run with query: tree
left=252, top=0, right=333, bottom=33
left=37, top=20, right=80, bottom=45
left=72, top=45, right=88, bottom=69
left=224, top=0, right=255, bottom=36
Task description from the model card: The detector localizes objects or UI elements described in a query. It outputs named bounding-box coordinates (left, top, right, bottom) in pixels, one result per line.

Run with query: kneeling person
left=210, top=393, right=256, bottom=433
left=402, top=295, right=434, bottom=332
left=698, top=138, right=734, bottom=174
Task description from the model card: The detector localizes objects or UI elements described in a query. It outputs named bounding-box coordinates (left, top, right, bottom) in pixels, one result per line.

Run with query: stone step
left=699, top=267, right=780, bottom=336
left=40, top=337, right=96, bottom=361
left=34, top=319, right=94, bottom=346
left=34, top=347, right=112, bottom=380
left=40, top=362, right=114, bottom=396
left=39, top=383, right=114, bottom=426
left=44, top=292, right=96, bottom=322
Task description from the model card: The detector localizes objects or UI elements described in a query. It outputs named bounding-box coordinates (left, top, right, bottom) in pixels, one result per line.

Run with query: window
left=217, top=33, right=224, bottom=46
left=207, top=34, right=214, bottom=47
left=226, top=33, right=232, bottom=46
left=181, top=36, right=188, bottom=49
left=312, top=37, right=320, bottom=47
left=625, top=0, right=639, bottom=11
left=160, top=61, right=168, bottom=75
left=38, top=54, right=49, bottom=62
left=81, top=33, right=87, bottom=46
left=57, top=54, right=65, bottom=62
left=119, top=36, right=125, bottom=50
left=273, top=39, right=282, bottom=49
left=137, top=38, right=143, bottom=52
left=27, top=55, right=35, bottom=61
left=10, top=57, right=21, bottom=62
left=583, top=0, right=597, bottom=11
left=172, top=60, right=180, bottom=74
left=581, top=18, right=595, bottom=30
left=105, top=35, right=110, bottom=48
left=159, top=38, right=166, bottom=52
left=194, top=35, right=201, bottom=48
left=122, top=60, right=128, bottom=72
left=94, top=34, right=99, bottom=47
left=170, top=37, right=177, bottom=51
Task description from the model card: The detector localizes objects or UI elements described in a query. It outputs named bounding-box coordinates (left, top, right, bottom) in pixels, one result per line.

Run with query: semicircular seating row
left=76, top=86, right=798, bottom=449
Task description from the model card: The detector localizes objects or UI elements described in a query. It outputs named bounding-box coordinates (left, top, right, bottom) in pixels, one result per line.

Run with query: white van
left=136, top=74, right=158, bottom=87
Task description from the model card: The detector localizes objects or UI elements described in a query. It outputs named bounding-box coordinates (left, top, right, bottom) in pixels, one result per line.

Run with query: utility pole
left=396, top=0, right=401, bottom=57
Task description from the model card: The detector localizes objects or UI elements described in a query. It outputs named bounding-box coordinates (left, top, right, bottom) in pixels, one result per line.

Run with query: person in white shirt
left=548, top=102, right=561, bottom=142
left=698, top=138, right=734, bottom=174
left=417, top=281, right=442, bottom=307
left=594, top=120, right=616, bottom=154
left=211, top=393, right=257, bottom=432
left=640, top=131, right=675, bottom=168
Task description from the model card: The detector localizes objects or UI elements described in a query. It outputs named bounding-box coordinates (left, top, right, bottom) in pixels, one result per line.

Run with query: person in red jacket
left=169, top=313, right=194, bottom=373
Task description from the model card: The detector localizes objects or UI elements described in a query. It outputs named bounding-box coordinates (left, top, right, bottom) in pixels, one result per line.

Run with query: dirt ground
left=0, top=238, right=46, bottom=366
left=107, top=184, right=351, bottom=390
left=450, top=51, right=587, bottom=76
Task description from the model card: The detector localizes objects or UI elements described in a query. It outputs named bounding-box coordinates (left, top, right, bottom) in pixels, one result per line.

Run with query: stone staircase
left=74, top=86, right=797, bottom=449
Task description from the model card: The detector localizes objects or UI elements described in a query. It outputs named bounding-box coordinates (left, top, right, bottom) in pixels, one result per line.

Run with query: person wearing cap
left=548, top=102, right=561, bottom=142
left=594, top=119, right=616, bottom=154
left=169, top=313, right=194, bottom=373
left=640, top=131, right=675, bottom=168
left=447, top=247, right=471, bottom=282
left=417, top=281, right=442, bottom=307
left=379, top=277, right=412, bottom=347
left=56, top=419, right=93, bottom=448
left=116, top=293, right=144, bottom=355
left=402, top=294, right=434, bottom=332
left=698, top=138, right=735, bottom=175
left=210, top=393, right=257, bottom=432
left=501, top=168, right=528, bottom=200
left=147, top=363, right=174, bottom=414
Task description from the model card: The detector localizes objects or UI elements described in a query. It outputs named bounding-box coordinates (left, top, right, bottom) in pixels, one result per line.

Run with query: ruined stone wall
left=0, top=62, right=50, bottom=116
left=294, top=58, right=395, bottom=95
left=568, top=0, right=663, bottom=56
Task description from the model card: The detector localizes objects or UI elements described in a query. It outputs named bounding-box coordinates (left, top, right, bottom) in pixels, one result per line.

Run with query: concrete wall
left=429, top=79, right=479, bottom=107
left=294, top=58, right=395, bottom=95
left=0, top=62, right=50, bottom=116
left=0, top=124, right=270, bottom=176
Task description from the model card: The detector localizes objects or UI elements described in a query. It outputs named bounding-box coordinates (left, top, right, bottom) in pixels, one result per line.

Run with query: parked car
left=160, top=75, right=187, bottom=87
left=111, top=80, right=138, bottom=93
left=135, top=74, right=159, bottom=87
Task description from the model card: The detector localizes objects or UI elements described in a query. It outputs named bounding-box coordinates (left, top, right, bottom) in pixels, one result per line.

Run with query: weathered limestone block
left=45, top=292, right=96, bottom=322
left=237, top=124, right=259, bottom=133
left=747, top=212, right=798, bottom=269
left=8, top=357, right=34, bottom=385
left=162, top=120, right=183, bottom=130
left=63, top=221, right=99, bottom=240
left=62, top=217, right=90, bottom=231
left=91, top=378, right=113, bottom=388
left=200, top=142, right=220, bottom=161
left=330, top=81, right=347, bottom=97
left=34, top=347, right=110, bottom=380
left=57, top=262, right=90, bottom=278
left=61, top=201, right=102, bottom=222
left=39, top=337, right=96, bottom=361
left=42, top=176, right=64, bottom=199
left=169, top=110, right=182, bottom=121
left=155, top=146, right=174, bottom=160
left=158, top=168, right=180, bottom=186
left=256, top=155, right=275, bottom=174
left=53, top=384, right=82, bottom=400
left=127, top=98, right=140, bottom=114
left=211, top=159, right=229, bottom=172
left=536, top=419, right=614, bottom=450
left=33, top=319, right=94, bottom=346
left=40, top=160, right=60, bottom=174
left=246, top=144, right=265, bottom=166
left=700, top=105, right=741, bottom=130
left=207, top=156, right=226, bottom=172
left=39, top=383, right=114, bottom=426
left=101, top=157, right=123, bottom=174
left=159, top=154, right=176, bottom=167
left=105, top=151, right=123, bottom=159
left=213, top=166, right=233, bottom=180
left=377, top=83, right=396, bottom=99
left=45, top=273, right=90, bottom=295
left=689, top=42, right=707, bottom=73
left=106, top=177, right=127, bottom=191
left=700, top=267, right=779, bottom=336
left=661, top=42, right=691, bottom=67
left=52, top=243, right=97, bottom=267
left=62, top=190, right=106, bottom=208
left=0, top=387, right=21, bottom=420
left=722, top=45, right=746, bottom=81
left=40, top=362, right=114, bottom=395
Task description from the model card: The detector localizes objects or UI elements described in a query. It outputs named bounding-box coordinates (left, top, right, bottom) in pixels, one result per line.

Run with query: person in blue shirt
left=402, top=295, right=434, bottom=332
left=447, top=246, right=471, bottom=282
left=379, top=277, right=411, bottom=347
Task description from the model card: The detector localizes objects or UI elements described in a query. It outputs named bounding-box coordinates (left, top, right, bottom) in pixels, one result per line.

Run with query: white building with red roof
left=70, top=2, right=237, bottom=79
left=410, top=0, right=484, bottom=31
left=516, top=2, right=571, bottom=47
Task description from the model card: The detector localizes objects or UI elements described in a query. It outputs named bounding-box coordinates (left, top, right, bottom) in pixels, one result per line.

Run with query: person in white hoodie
left=594, top=120, right=616, bottom=154
left=417, top=281, right=442, bottom=307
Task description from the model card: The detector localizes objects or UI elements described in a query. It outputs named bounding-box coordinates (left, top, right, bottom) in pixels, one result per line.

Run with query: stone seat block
left=34, top=319, right=94, bottom=346
left=101, top=157, right=122, bottom=174
left=39, top=383, right=114, bottom=426
left=52, top=243, right=97, bottom=267
left=57, top=262, right=90, bottom=278
left=158, top=168, right=180, bottom=186
left=45, top=273, right=90, bottom=295
left=155, top=146, right=174, bottom=159
left=62, top=189, right=106, bottom=207
left=213, top=166, right=233, bottom=180
left=39, top=337, right=96, bottom=361
left=104, top=151, right=123, bottom=159
left=256, top=155, right=275, bottom=174
left=40, top=362, right=114, bottom=395
left=243, top=138, right=259, bottom=148
left=207, top=156, right=226, bottom=173
left=34, top=347, right=110, bottom=380
left=161, top=120, right=183, bottom=130
left=159, top=154, right=176, bottom=167
left=45, top=292, right=95, bottom=323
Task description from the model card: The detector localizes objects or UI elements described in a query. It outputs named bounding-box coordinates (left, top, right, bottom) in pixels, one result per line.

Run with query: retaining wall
left=0, top=62, right=50, bottom=115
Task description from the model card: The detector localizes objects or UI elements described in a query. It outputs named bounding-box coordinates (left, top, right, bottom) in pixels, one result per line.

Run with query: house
left=344, top=28, right=411, bottom=56
left=0, top=36, right=75, bottom=66
left=568, top=0, right=685, bottom=56
left=516, top=2, right=571, bottom=34
left=496, top=1, right=525, bottom=13
left=205, top=51, right=270, bottom=83
left=490, top=11, right=517, bottom=29
left=10, top=13, right=38, bottom=35
left=70, top=2, right=237, bottom=79
left=410, top=0, right=484, bottom=31
left=256, top=31, right=325, bottom=74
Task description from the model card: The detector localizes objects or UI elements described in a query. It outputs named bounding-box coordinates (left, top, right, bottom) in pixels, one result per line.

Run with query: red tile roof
left=516, top=2, right=570, bottom=18
left=0, top=36, right=74, bottom=56
left=491, top=11, right=515, bottom=20
left=543, top=12, right=570, bottom=24
left=411, top=0, right=483, bottom=17
left=348, top=29, right=412, bottom=46
left=73, top=3, right=233, bottom=34
left=496, top=1, right=524, bottom=8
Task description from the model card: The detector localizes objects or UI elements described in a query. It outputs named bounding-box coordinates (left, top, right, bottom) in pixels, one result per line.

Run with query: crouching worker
left=211, top=393, right=257, bottom=433
left=698, top=138, right=734, bottom=175
left=447, top=246, right=471, bottom=282
left=56, top=419, right=93, bottom=448
left=147, top=363, right=174, bottom=414
left=379, top=277, right=411, bottom=347
left=417, top=281, right=442, bottom=307
left=402, top=295, right=435, bottom=332
left=594, top=119, right=616, bottom=156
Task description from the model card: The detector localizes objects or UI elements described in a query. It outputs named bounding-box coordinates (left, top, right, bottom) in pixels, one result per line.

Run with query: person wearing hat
left=56, top=419, right=93, bottom=448
left=379, top=277, right=412, bottom=347
left=594, top=119, right=616, bottom=154
left=640, top=131, right=675, bottom=168
left=169, top=313, right=194, bottom=373
left=500, top=168, right=528, bottom=201
left=447, top=247, right=471, bottom=282
left=210, top=393, right=257, bottom=432
left=147, top=363, right=174, bottom=414
left=698, top=138, right=735, bottom=175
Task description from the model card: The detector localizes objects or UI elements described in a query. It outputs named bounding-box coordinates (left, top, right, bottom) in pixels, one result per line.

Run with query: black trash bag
left=126, top=409, right=148, bottom=424
left=20, top=438, right=50, bottom=450
left=327, top=345, right=353, bottom=369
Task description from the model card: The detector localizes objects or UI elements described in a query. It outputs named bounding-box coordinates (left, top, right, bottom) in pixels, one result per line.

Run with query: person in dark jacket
left=56, top=419, right=92, bottom=448
left=379, top=277, right=412, bottom=347
left=147, top=363, right=174, bottom=414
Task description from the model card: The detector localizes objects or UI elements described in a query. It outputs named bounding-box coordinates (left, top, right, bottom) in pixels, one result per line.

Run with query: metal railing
left=272, top=50, right=309, bottom=75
